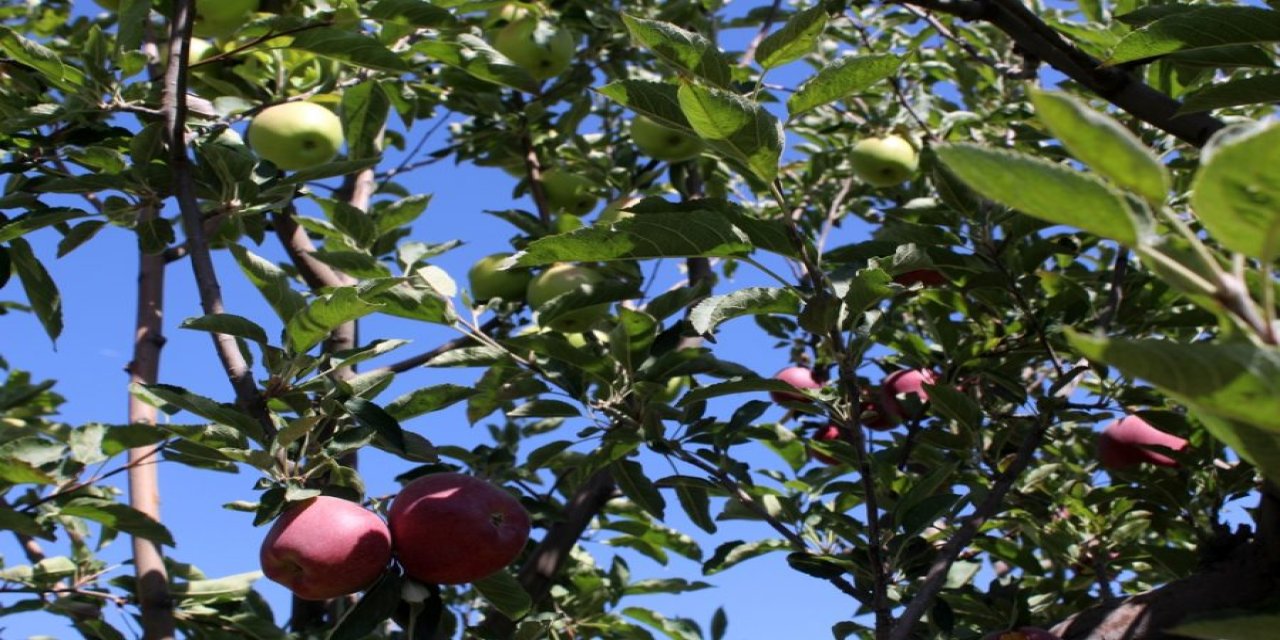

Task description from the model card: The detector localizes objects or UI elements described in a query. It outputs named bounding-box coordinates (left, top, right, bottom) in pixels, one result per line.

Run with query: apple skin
left=526, top=263, right=611, bottom=333
left=540, top=170, right=598, bottom=217
left=631, top=115, right=703, bottom=163
left=880, top=368, right=938, bottom=421
left=770, top=366, right=822, bottom=404
left=1097, top=415, right=1188, bottom=470
left=859, top=399, right=895, bottom=431
left=469, top=253, right=532, bottom=302
left=248, top=102, right=344, bottom=171
left=809, top=424, right=844, bottom=465
left=981, top=628, right=1062, bottom=640
left=259, top=496, right=393, bottom=601
left=492, top=18, right=574, bottom=81
left=850, top=135, right=919, bottom=187
left=894, top=269, right=947, bottom=287
left=388, top=473, right=531, bottom=585
left=192, top=0, right=259, bottom=39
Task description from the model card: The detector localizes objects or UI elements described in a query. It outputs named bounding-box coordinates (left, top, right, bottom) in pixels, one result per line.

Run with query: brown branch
left=895, top=0, right=1224, bottom=146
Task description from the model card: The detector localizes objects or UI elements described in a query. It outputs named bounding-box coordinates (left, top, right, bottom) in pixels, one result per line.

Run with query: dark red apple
left=981, top=627, right=1061, bottom=640
left=259, top=496, right=393, bottom=601
left=388, top=472, right=531, bottom=584
left=880, top=368, right=938, bottom=421
left=770, top=366, right=822, bottom=404
left=859, top=399, right=896, bottom=431
left=809, top=424, right=844, bottom=465
left=894, top=269, right=947, bottom=287
left=1097, top=415, right=1188, bottom=470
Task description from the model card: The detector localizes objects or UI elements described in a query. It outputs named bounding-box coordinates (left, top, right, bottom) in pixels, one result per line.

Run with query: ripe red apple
left=894, top=269, right=947, bottom=287
left=1097, top=415, right=1188, bottom=470
left=981, top=627, right=1061, bottom=640
left=259, top=496, right=393, bottom=601
left=769, top=366, right=822, bottom=404
left=809, top=424, right=844, bottom=465
left=388, top=472, right=531, bottom=585
left=880, top=368, right=938, bottom=421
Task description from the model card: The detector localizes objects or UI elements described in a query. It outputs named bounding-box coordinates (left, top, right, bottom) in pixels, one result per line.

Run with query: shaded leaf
left=689, top=287, right=801, bottom=336
left=286, top=288, right=384, bottom=353
left=756, top=7, right=827, bottom=70
left=385, top=384, right=476, bottom=420
left=1181, top=74, right=1280, bottom=114
left=1190, top=121, right=1280, bottom=260
left=787, top=54, right=901, bottom=117
left=622, top=15, right=732, bottom=88
left=1108, top=7, right=1280, bottom=65
left=59, top=497, right=175, bottom=546
left=290, top=28, right=409, bottom=73
left=8, top=239, right=61, bottom=344
left=678, top=82, right=784, bottom=184
left=473, top=571, right=532, bottom=620
left=180, top=314, right=269, bottom=345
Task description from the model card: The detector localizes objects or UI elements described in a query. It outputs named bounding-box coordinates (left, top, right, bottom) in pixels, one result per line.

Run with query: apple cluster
left=260, top=473, right=530, bottom=600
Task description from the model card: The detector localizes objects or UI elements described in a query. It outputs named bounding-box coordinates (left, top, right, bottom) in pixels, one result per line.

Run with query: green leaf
left=1190, top=121, right=1280, bottom=261
left=1171, top=612, right=1280, bottom=640
left=507, top=399, right=581, bottom=418
left=1030, top=90, right=1170, bottom=204
left=0, top=208, right=88, bottom=243
left=612, top=459, right=666, bottom=519
left=756, top=7, right=827, bottom=70
left=1068, top=332, right=1280, bottom=433
left=170, top=571, right=262, bottom=602
left=0, top=459, right=55, bottom=484
left=934, top=144, right=1140, bottom=245
left=419, top=34, right=536, bottom=93
left=342, top=80, right=391, bottom=162
left=473, top=571, right=532, bottom=620
left=688, top=287, right=802, bottom=336
left=179, top=314, right=270, bottom=345
left=8, top=238, right=62, bottom=344
left=1181, top=74, right=1280, bottom=114
left=289, top=28, right=409, bottom=73
left=672, top=482, right=716, bottom=533
left=598, top=80, right=692, bottom=131
left=621, top=15, right=732, bottom=88
left=623, top=578, right=712, bottom=596
left=0, top=504, right=48, bottom=538
left=702, top=539, right=788, bottom=575
left=229, top=245, right=307, bottom=324
left=59, top=497, right=175, bottom=546
left=512, top=212, right=753, bottom=265
left=623, top=607, right=702, bottom=640
left=678, top=82, right=784, bottom=184
left=1198, top=413, right=1280, bottom=483
left=286, top=288, right=384, bottom=353
left=535, top=279, right=640, bottom=330
left=132, top=383, right=266, bottom=444
left=366, top=0, right=456, bottom=27
left=57, top=220, right=106, bottom=257
left=327, top=571, right=402, bottom=640
left=385, top=384, right=476, bottom=420
left=345, top=398, right=407, bottom=454
left=1108, top=7, right=1280, bottom=65
left=787, top=54, right=901, bottom=118
left=0, top=27, right=84, bottom=92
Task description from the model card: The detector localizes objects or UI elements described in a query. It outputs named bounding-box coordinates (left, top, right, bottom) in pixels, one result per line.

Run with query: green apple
left=193, top=0, right=259, bottom=39
left=631, top=115, right=702, bottom=163
left=469, top=253, right=532, bottom=303
left=540, top=169, right=598, bottom=216
left=248, top=102, right=344, bottom=171
left=850, top=135, right=918, bottom=187
left=493, top=18, right=574, bottom=81
left=526, top=263, right=611, bottom=333
left=487, top=2, right=536, bottom=26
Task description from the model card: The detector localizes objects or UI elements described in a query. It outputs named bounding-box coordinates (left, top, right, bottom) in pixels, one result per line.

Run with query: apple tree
left=0, top=0, right=1278, bottom=639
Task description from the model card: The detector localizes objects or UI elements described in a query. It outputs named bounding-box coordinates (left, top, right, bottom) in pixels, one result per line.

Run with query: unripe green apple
left=469, top=253, right=532, bottom=302
left=540, top=169, right=598, bottom=216
left=492, top=18, right=574, bottom=81
left=850, top=135, right=918, bottom=187
left=248, top=102, right=344, bottom=171
left=631, top=115, right=703, bottom=163
left=192, top=0, right=259, bottom=39
left=526, top=263, right=611, bottom=333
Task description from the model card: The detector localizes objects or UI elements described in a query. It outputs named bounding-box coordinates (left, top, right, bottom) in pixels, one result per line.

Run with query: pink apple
left=894, top=269, right=947, bottom=287
left=880, top=368, right=938, bottom=421
left=388, top=473, right=531, bottom=584
left=259, top=496, right=393, bottom=601
left=859, top=399, right=896, bottom=431
left=770, top=366, right=823, bottom=404
left=1097, top=415, right=1188, bottom=470
left=809, top=424, right=844, bottom=465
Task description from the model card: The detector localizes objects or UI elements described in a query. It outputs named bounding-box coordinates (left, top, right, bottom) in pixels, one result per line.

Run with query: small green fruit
left=526, top=264, right=611, bottom=333
left=631, top=115, right=702, bottom=163
left=248, top=102, right=344, bottom=171
left=493, top=19, right=574, bottom=81
left=540, top=170, right=598, bottom=217
left=850, top=135, right=918, bottom=187
left=469, top=253, right=532, bottom=303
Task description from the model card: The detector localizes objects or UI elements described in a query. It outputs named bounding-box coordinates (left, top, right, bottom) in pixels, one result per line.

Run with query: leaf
left=289, top=28, right=409, bottom=73
left=286, top=287, right=384, bottom=353
left=1197, top=413, right=1280, bottom=482
left=673, top=483, right=716, bottom=533
left=679, top=378, right=802, bottom=405
left=1181, top=74, right=1280, bottom=114
left=756, top=7, right=827, bottom=70
left=1030, top=90, right=1170, bottom=204
left=170, top=571, right=262, bottom=602
left=1069, top=332, right=1280, bottom=433
left=702, top=539, right=788, bottom=575
left=180, top=314, right=269, bottom=345
left=59, top=497, right=175, bottom=546
left=598, top=80, right=691, bottom=131
left=342, top=80, right=391, bottom=162
left=366, top=0, right=456, bottom=27
left=623, top=578, right=712, bottom=596
left=1171, top=612, right=1280, bottom=640
left=689, top=287, right=802, bottom=336
left=0, top=504, right=48, bottom=539
left=0, top=459, right=55, bottom=484
left=0, top=27, right=84, bottom=92
left=934, top=144, right=1140, bottom=245
left=132, top=383, right=266, bottom=444
left=678, top=82, right=784, bottom=184
left=385, top=384, right=476, bottom=420
left=787, top=54, right=901, bottom=117
left=511, top=212, right=753, bottom=265
left=229, top=245, right=307, bottom=324
left=612, top=459, right=666, bottom=519
left=327, top=571, right=402, bottom=640
left=623, top=607, right=702, bottom=640
left=0, top=208, right=88, bottom=243
left=418, top=34, right=536, bottom=93
left=1190, top=121, right=1280, bottom=261
left=8, top=238, right=62, bottom=344
left=345, top=398, right=407, bottom=454
left=507, top=399, right=581, bottom=418
left=535, top=279, right=640, bottom=330
left=473, top=571, right=532, bottom=620
left=621, top=15, right=732, bottom=88
left=1108, top=7, right=1280, bottom=65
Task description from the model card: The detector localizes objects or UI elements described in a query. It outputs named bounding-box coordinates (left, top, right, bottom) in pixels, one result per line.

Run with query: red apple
left=259, top=496, right=393, bottom=601
left=894, top=269, right=947, bottom=287
left=770, top=366, right=822, bottom=404
left=981, top=628, right=1061, bottom=640
left=809, top=424, right=844, bottom=465
left=388, top=473, right=531, bottom=584
left=859, top=399, right=896, bottom=431
left=1097, top=415, right=1188, bottom=470
left=880, top=368, right=938, bottom=421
